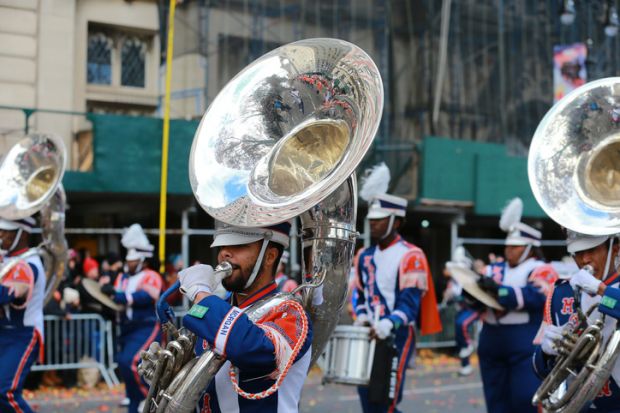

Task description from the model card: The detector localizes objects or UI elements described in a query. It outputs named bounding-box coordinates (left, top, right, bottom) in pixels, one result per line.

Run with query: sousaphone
left=529, top=77, right=620, bottom=412
left=139, top=38, right=383, bottom=413
left=0, top=133, right=68, bottom=304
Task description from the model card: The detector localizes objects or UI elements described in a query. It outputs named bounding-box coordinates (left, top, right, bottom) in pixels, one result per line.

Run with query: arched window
left=121, top=36, right=146, bottom=87
left=87, top=32, right=112, bottom=85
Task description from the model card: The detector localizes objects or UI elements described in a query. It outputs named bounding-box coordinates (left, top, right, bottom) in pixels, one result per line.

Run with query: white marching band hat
left=211, top=221, right=291, bottom=248
left=121, top=223, right=154, bottom=261
left=367, top=194, right=408, bottom=219
left=0, top=217, right=36, bottom=233
left=360, top=162, right=408, bottom=219
left=451, top=245, right=473, bottom=268
left=565, top=229, right=611, bottom=254
left=500, top=198, right=542, bottom=247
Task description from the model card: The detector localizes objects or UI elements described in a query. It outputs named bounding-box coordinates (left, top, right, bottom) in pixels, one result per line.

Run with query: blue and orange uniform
left=183, top=281, right=313, bottom=412
left=478, top=260, right=557, bottom=413
left=354, top=235, right=441, bottom=413
left=0, top=249, right=45, bottom=413
left=533, top=271, right=620, bottom=412
left=113, top=268, right=163, bottom=413
left=445, top=279, right=481, bottom=370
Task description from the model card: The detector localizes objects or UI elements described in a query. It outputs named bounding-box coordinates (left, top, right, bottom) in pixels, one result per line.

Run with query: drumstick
left=373, top=307, right=380, bottom=328
left=366, top=308, right=379, bottom=380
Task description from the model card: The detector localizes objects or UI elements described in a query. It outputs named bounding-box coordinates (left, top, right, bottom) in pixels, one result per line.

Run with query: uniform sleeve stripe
left=514, top=287, right=524, bottom=310
left=393, top=310, right=409, bottom=325
left=355, top=305, right=368, bottom=313
left=214, top=306, right=243, bottom=356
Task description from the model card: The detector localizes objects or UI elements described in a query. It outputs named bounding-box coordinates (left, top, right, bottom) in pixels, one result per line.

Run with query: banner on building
left=553, top=43, right=587, bottom=102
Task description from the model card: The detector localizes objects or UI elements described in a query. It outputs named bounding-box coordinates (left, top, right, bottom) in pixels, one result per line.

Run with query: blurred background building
left=1, top=0, right=619, bottom=277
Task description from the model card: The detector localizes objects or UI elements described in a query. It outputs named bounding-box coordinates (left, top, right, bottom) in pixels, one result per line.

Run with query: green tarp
left=419, top=136, right=545, bottom=217
left=63, top=114, right=198, bottom=195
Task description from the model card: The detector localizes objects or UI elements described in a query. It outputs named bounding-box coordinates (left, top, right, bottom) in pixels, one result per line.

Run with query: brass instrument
left=0, top=133, right=68, bottom=304
left=139, top=38, right=383, bottom=413
left=529, top=77, right=620, bottom=412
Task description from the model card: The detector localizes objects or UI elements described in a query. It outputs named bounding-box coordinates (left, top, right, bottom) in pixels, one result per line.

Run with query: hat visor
left=505, top=238, right=541, bottom=247
left=211, top=233, right=264, bottom=248
left=567, top=236, right=609, bottom=254
left=126, top=250, right=146, bottom=261
left=367, top=210, right=392, bottom=220
left=0, top=221, right=20, bottom=231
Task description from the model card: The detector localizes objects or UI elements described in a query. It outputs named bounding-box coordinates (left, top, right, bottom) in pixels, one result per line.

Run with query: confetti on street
left=26, top=351, right=485, bottom=413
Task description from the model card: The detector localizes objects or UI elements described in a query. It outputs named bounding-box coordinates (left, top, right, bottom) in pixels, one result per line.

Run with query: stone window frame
left=86, top=24, right=152, bottom=90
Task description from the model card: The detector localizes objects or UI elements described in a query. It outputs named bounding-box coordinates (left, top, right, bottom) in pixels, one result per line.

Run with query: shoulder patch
left=400, top=249, right=429, bottom=290
left=188, top=304, right=209, bottom=319
left=601, top=296, right=617, bottom=309
left=3, top=261, right=34, bottom=285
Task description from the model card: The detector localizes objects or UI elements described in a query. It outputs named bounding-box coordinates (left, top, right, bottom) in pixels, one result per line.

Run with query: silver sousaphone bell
left=529, top=78, right=620, bottom=412
left=0, top=133, right=68, bottom=305
left=140, top=38, right=383, bottom=413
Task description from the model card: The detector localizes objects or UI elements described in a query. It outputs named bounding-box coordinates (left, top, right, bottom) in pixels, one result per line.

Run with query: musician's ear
left=264, top=245, right=279, bottom=269
left=393, top=217, right=403, bottom=230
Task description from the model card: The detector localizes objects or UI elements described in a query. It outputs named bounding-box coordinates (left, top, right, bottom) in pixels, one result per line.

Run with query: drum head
left=446, top=262, right=504, bottom=310
left=81, top=278, right=121, bottom=311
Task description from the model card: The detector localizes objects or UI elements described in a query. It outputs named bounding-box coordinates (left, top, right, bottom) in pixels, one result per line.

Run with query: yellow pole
left=159, top=0, right=177, bottom=274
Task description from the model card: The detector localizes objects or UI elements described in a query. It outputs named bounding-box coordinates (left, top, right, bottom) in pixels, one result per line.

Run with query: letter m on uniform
left=561, top=297, right=574, bottom=315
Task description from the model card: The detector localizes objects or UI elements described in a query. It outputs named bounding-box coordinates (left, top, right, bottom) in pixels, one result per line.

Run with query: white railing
left=31, top=314, right=119, bottom=388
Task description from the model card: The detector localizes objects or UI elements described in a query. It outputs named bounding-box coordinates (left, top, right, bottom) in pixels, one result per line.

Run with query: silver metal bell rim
left=189, top=38, right=383, bottom=228
left=0, top=133, right=66, bottom=220
left=528, top=77, right=620, bottom=236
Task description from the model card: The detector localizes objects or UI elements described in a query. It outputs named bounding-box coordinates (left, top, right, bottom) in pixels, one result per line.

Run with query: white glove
left=353, top=313, right=370, bottom=326
left=374, top=318, right=394, bottom=340
left=541, top=323, right=566, bottom=356
left=179, top=264, right=226, bottom=301
left=569, top=268, right=602, bottom=296
left=62, top=287, right=80, bottom=305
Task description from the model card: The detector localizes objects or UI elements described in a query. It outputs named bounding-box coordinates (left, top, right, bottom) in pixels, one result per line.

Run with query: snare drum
left=322, top=325, right=375, bottom=386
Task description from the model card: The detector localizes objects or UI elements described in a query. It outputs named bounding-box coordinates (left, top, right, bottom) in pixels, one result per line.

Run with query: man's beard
left=222, top=261, right=265, bottom=292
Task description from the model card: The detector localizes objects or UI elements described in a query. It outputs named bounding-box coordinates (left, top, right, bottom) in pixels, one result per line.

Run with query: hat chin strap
left=380, top=215, right=396, bottom=240
left=124, top=257, right=145, bottom=275
left=603, top=237, right=615, bottom=281
left=243, top=235, right=272, bottom=290
left=517, top=244, right=532, bottom=265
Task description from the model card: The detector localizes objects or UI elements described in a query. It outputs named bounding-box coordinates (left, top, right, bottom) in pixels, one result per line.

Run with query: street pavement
left=27, top=351, right=486, bottom=413
left=300, top=351, right=485, bottom=413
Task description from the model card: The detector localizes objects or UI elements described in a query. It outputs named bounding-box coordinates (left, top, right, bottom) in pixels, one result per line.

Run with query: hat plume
left=499, top=198, right=523, bottom=232
left=360, top=162, right=391, bottom=202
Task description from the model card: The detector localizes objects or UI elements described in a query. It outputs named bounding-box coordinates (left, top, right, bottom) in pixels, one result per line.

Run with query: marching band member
left=443, top=246, right=482, bottom=376
left=102, top=223, right=162, bottom=413
left=353, top=163, right=441, bottom=413
left=476, top=198, right=557, bottom=413
left=534, top=230, right=620, bottom=411
left=0, top=217, right=44, bottom=413
left=177, top=221, right=313, bottom=412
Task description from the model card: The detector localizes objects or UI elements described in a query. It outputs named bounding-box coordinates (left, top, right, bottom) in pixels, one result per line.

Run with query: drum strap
left=368, top=337, right=398, bottom=404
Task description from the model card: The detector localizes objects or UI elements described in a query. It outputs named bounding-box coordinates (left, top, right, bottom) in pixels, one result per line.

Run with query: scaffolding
left=166, top=0, right=620, bottom=198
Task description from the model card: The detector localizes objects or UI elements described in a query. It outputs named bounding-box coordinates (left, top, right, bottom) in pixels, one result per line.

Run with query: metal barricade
left=417, top=304, right=458, bottom=348
left=31, top=314, right=119, bottom=388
